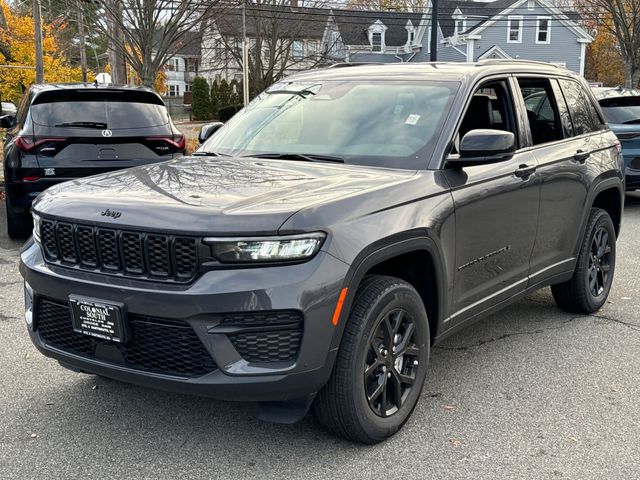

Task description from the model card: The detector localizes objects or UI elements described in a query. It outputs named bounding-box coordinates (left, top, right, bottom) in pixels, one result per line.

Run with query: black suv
left=2, top=83, right=185, bottom=238
left=20, top=61, right=624, bottom=444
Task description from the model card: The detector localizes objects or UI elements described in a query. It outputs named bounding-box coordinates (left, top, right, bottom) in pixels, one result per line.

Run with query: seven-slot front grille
left=39, top=218, right=199, bottom=282
left=36, top=297, right=217, bottom=377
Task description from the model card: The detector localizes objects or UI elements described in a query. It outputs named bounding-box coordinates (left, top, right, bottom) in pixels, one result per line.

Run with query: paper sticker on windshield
left=405, top=114, right=420, bottom=125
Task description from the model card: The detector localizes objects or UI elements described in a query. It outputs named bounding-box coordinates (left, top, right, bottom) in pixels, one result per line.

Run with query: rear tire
left=314, top=275, right=430, bottom=444
left=551, top=207, right=616, bottom=314
left=5, top=194, right=32, bottom=239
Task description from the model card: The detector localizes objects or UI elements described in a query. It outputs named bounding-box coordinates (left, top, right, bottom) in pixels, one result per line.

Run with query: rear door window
left=30, top=90, right=169, bottom=130
left=517, top=78, right=564, bottom=146
left=558, top=79, right=603, bottom=135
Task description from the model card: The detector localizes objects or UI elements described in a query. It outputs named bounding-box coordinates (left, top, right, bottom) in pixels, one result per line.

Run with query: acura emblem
left=101, top=129, right=113, bottom=137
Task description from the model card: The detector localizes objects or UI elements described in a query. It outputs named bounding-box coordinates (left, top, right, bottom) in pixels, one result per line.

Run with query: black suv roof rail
left=477, top=59, right=560, bottom=68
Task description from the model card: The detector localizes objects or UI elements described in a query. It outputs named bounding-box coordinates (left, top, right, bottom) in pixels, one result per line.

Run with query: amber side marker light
left=332, top=288, right=349, bottom=326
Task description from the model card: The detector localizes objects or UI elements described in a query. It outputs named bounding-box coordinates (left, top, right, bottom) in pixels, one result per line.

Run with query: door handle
left=514, top=164, right=537, bottom=178
left=574, top=150, right=590, bottom=163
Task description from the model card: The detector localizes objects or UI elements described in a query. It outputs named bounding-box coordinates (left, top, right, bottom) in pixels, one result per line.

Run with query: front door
left=441, top=78, right=540, bottom=326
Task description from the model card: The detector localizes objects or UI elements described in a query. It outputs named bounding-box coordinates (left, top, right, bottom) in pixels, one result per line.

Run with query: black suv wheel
left=552, top=207, right=616, bottom=313
left=314, top=275, right=430, bottom=444
left=5, top=194, right=32, bottom=239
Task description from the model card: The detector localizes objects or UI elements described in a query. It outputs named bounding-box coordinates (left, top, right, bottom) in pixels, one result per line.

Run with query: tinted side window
left=550, top=79, right=574, bottom=137
left=558, top=79, right=602, bottom=136
left=518, top=78, right=564, bottom=146
left=16, top=91, right=30, bottom=126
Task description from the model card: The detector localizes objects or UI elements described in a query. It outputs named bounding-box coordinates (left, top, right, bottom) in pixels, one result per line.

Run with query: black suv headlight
left=32, top=213, right=41, bottom=244
left=204, top=233, right=325, bottom=263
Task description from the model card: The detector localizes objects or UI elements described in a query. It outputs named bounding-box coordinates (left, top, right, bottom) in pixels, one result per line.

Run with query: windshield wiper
left=266, top=89, right=316, bottom=98
left=244, top=152, right=344, bottom=163
left=54, top=121, right=108, bottom=129
left=192, top=151, right=230, bottom=157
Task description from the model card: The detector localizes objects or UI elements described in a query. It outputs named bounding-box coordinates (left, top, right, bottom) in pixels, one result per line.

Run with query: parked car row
left=14, top=60, right=624, bottom=443
left=1, top=84, right=185, bottom=238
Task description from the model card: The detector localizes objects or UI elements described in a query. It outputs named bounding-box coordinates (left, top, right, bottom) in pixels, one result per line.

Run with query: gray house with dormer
left=325, top=0, right=592, bottom=75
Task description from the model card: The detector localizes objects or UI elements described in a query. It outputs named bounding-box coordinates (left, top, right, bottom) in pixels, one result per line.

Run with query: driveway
left=1, top=197, right=639, bottom=479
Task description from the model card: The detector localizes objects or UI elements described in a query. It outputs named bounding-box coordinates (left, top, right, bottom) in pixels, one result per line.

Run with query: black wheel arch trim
left=328, top=229, right=447, bottom=351
left=573, top=177, right=624, bottom=259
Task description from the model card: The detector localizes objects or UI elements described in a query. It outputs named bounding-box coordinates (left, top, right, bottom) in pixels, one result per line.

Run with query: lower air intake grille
left=225, top=311, right=303, bottom=363
left=36, top=297, right=217, bottom=377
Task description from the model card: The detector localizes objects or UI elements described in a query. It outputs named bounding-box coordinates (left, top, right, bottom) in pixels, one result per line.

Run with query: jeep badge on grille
left=100, top=208, right=122, bottom=219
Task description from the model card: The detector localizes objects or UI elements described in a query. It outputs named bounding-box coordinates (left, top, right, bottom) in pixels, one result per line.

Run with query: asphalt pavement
left=1, top=197, right=640, bottom=479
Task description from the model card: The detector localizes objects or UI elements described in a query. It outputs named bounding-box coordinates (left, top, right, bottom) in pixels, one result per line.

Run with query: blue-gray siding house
left=326, top=0, right=592, bottom=74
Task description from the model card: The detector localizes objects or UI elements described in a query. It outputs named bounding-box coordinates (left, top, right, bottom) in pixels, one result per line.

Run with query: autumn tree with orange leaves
left=0, top=0, right=82, bottom=103
left=585, top=29, right=624, bottom=86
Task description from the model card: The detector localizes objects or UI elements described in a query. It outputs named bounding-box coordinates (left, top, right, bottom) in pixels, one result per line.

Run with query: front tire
left=314, top=275, right=430, bottom=444
left=552, top=207, right=616, bottom=314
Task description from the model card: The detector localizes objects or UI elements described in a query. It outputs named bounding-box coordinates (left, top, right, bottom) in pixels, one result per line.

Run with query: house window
left=536, top=17, right=551, bottom=44
left=188, top=59, right=198, bottom=73
left=167, top=84, right=179, bottom=96
left=454, top=19, right=466, bottom=34
left=507, top=16, right=523, bottom=43
left=308, top=40, right=318, bottom=59
left=292, top=40, right=304, bottom=60
left=409, top=31, right=415, bottom=44
left=166, top=57, right=180, bottom=72
left=185, top=83, right=192, bottom=92
left=372, top=32, right=383, bottom=52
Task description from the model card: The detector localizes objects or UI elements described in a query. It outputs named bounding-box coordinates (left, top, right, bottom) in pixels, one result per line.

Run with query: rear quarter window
left=559, top=79, right=603, bottom=136
left=30, top=90, right=169, bottom=130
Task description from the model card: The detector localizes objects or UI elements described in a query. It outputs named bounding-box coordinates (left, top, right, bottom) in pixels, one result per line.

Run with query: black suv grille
left=225, top=311, right=303, bottom=363
left=39, top=218, right=199, bottom=282
left=36, top=297, right=217, bottom=377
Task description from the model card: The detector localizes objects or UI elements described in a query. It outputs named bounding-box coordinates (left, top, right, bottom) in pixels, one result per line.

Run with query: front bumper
left=20, top=240, right=349, bottom=402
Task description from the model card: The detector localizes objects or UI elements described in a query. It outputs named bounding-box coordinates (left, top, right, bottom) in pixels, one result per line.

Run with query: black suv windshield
left=200, top=79, right=459, bottom=169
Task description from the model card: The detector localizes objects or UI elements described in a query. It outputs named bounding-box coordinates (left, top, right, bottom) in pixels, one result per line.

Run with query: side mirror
left=0, top=114, right=15, bottom=129
left=198, top=122, right=224, bottom=144
left=448, top=129, right=515, bottom=168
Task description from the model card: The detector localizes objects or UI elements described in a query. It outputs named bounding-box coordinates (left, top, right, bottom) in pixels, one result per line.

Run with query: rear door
left=29, top=89, right=183, bottom=179
left=520, top=76, right=609, bottom=283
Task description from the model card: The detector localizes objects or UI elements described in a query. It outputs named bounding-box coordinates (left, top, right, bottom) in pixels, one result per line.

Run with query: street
left=1, top=197, right=639, bottom=480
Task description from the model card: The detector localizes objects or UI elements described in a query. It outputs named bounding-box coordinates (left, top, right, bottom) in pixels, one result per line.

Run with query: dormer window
left=368, top=20, right=388, bottom=53
left=405, top=20, right=416, bottom=46
left=372, top=32, right=383, bottom=52
left=452, top=8, right=466, bottom=35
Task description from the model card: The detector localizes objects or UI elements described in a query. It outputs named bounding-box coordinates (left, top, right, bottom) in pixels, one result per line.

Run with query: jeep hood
left=32, top=156, right=417, bottom=234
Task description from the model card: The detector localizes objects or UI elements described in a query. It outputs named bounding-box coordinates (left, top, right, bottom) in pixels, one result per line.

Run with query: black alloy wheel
left=365, top=308, right=420, bottom=417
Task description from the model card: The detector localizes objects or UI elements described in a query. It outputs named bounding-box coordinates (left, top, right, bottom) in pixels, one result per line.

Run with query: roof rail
left=327, top=62, right=384, bottom=68
left=477, top=59, right=561, bottom=68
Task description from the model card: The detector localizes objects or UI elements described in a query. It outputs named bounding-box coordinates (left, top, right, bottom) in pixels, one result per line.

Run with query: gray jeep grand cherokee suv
left=20, top=61, right=624, bottom=444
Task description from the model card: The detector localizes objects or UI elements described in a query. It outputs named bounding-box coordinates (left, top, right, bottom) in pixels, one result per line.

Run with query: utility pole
left=429, top=0, right=438, bottom=62
left=77, top=1, right=88, bottom=83
left=241, top=0, right=249, bottom=107
left=32, top=0, right=44, bottom=82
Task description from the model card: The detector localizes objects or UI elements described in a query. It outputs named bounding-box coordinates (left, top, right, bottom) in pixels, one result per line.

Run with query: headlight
left=205, top=233, right=325, bottom=263
left=32, top=213, right=41, bottom=243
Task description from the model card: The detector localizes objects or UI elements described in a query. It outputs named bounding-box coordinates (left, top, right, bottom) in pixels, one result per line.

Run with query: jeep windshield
left=199, top=80, right=459, bottom=170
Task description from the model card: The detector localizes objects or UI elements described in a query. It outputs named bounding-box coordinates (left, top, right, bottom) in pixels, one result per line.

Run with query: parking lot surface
left=1, top=197, right=640, bottom=480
